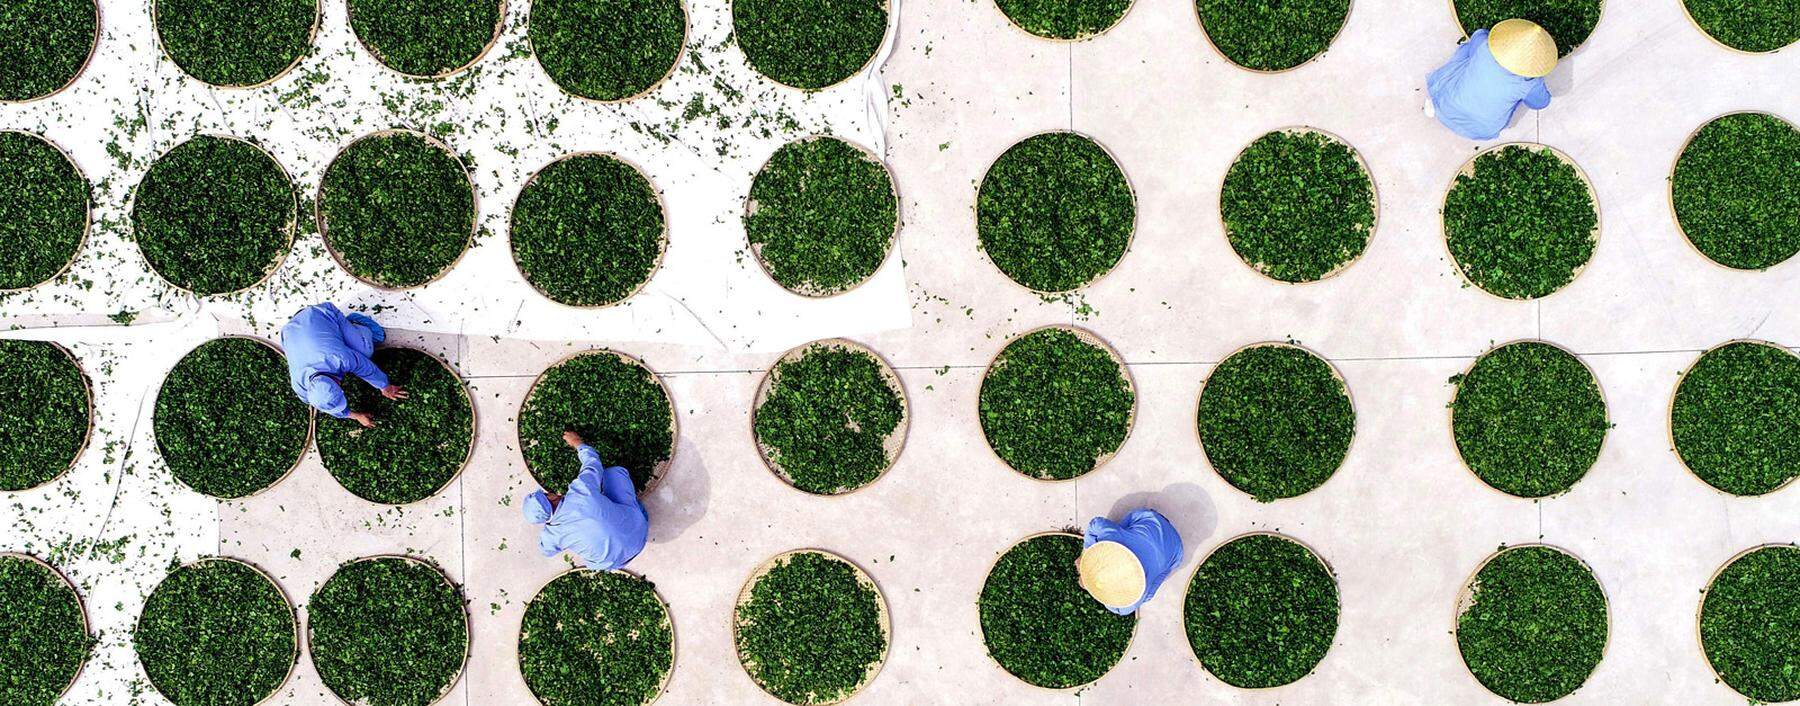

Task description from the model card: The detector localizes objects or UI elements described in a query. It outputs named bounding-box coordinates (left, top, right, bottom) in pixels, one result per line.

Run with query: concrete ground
left=18, top=0, right=1796, bottom=703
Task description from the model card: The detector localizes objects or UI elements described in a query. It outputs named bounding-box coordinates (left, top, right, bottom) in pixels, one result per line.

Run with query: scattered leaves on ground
left=1672, top=112, right=1800, bottom=270
left=755, top=343, right=903, bottom=494
left=154, top=337, right=311, bottom=499
left=0, top=340, right=89, bottom=491
left=1671, top=341, right=1800, bottom=496
left=977, top=132, right=1134, bottom=293
left=735, top=552, right=887, bottom=704
left=995, top=0, right=1130, bottom=40
left=511, top=153, right=665, bottom=307
left=1197, top=345, right=1354, bottom=501
left=979, top=328, right=1133, bottom=480
left=155, top=0, right=317, bottom=87
left=0, top=555, right=91, bottom=705
left=734, top=0, right=887, bottom=89
left=1457, top=545, right=1608, bottom=703
left=1450, top=341, right=1606, bottom=498
left=1452, top=0, right=1601, bottom=56
left=520, top=570, right=673, bottom=706
left=1443, top=145, right=1596, bottom=300
left=308, top=557, right=469, bottom=706
left=319, top=130, right=475, bottom=288
left=1185, top=534, right=1339, bottom=688
left=746, top=137, right=897, bottom=295
left=1195, top=0, right=1349, bottom=71
left=0, top=131, right=87, bottom=290
left=0, top=0, right=95, bottom=101
left=1682, top=0, right=1800, bottom=52
left=980, top=534, right=1134, bottom=689
left=132, top=135, right=296, bottom=295
left=349, top=0, right=503, bottom=77
left=530, top=0, right=685, bottom=101
left=134, top=559, right=296, bottom=706
left=315, top=347, right=473, bottom=504
left=1700, top=545, right=1800, bottom=704
left=1221, top=130, right=1374, bottom=282
left=519, top=351, right=674, bottom=493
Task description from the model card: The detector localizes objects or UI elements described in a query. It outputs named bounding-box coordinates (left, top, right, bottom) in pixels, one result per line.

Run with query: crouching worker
left=280, top=302, right=406, bottom=429
left=1076, top=508, right=1183, bottom=615
left=524, top=431, right=648, bottom=571
left=1426, top=19, right=1558, bottom=141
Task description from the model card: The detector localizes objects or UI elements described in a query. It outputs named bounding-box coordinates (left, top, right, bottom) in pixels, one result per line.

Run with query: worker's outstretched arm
left=576, top=444, right=605, bottom=475
left=342, top=350, right=391, bottom=390
left=1523, top=79, right=1551, bottom=110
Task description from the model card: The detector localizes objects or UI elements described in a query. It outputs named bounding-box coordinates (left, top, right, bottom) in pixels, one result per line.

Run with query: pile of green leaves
left=0, top=340, right=89, bottom=491
left=132, top=135, right=295, bottom=295
left=0, top=0, right=95, bottom=101
left=1671, top=342, right=1800, bottom=496
left=0, top=131, right=87, bottom=291
left=979, top=328, right=1133, bottom=480
left=735, top=552, right=887, bottom=704
left=135, top=559, right=296, bottom=706
left=1683, top=0, right=1799, bottom=52
left=1701, top=545, right=1800, bottom=703
left=0, top=555, right=91, bottom=705
left=1671, top=112, right=1800, bottom=270
left=1457, top=546, right=1608, bottom=702
left=1453, top=0, right=1601, bottom=56
left=315, top=347, right=473, bottom=504
left=1196, top=345, right=1353, bottom=501
left=308, top=557, right=468, bottom=706
left=734, top=0, right=886, bottom=89
left=754, top=344, right=903, bottom=494
left=1184, top=534, right=1339, bottom=688
left=995, top=0, right=1130, bottom=40
left=979, top=534, right=1134, bottom=688
left=511, top=153, right=665, bottom=307
left=1450, top=342, right=1606, bottom=498
left=977, top=132, right=1134, bottom=292
left=746, top=137, right=898, bottom=295
left=1443, top=145, right=1597, bottom=300
left=519, top=571, right=674, bottom=706
left=1221, top=131, right=1374, bottom=282
left=530, top=0, right=685, bottom=101
left=155, top=0, right=316, bottom=87
left=1195, top=0, right=1349, bottom=71
left=349, top=0, right=502, bottom=77
left=520, top=352, right=674, bottom=493
left=319, top=131, right=475, bottom=288
left=154, top=338, right=311, bottom=499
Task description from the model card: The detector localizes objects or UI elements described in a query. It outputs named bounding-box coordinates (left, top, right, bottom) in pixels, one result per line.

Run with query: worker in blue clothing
left=279, top=302, right=407, bottom=429
left=523, top=430, right=649, bottom=571
left=1426, top=19, right=1559, bottom=141
left=1076, top=508, right=1183, bottom=615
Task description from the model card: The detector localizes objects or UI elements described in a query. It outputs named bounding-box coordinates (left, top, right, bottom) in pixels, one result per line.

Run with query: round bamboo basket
left=152, top=335, right=316, bottom=500
left=518, top=349, right=679, bottom=496
left=974, top=130, right=1138, bottom=295
left=314, top=345, right=477, bottom=506
left=732, top=0, right=890, bottom=90
left=509, top=151, right=669, bottom=308
left=1445, top=339, right=1610, bottom=500
left=0, top=130, right=91, bottom=294
left=128, top=134, right=298, bottom=298
left=1194, top=0, right=1352, bottom=74
left=135, top=556, right=300, bottom=706
left=979, top=531, right=1139, bottom=691
left=152, top=0, right=320, bottom=89
left=751, top=337, right=909, bottom=495
left=1446, top=0, right=1606, bottom=57
left=1440, top=142, right=1601, bottom=302
left=1676, top=1, right=1797, bottom=55
left=732, top=548, right=891, bottom=704
left=518, top=567, right=676, bottom=706
left=1193, top=341, right=1356, bottom=501
left=744, top=136, right=901, bottom=298
left=528, top=0, right=688, bottom=103
left=1217, top=126, right=1379, bottom=284
left=1667, top=110, right=1800, bottom=272
left=315, top=129, right=479, bottom=291
left=3, top=341, right=94, bottom=492
left=349, top=0, right=508, bottom=79
left=0, top=0, right=100, bottom=103
left=1452, top=542, right=1611, bottom=701
left=0, top=552, right=91, bottom=702
left=1181, top=530, right=1340, bottom=690
left=1666, top=339, right=1800, bottom=497
left=1696, top=543, right=1800, bottom=702
left=310, top=554, right=471, bottom=706
left=995, top=0, right=1135, bottom=43
left=977, top=324, right=1137, bottom=482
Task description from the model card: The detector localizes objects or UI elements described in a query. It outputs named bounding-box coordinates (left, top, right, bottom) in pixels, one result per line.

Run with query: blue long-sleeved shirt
left=1427, top=29, right=1552, bottom=140
left=1084, top=509, right=1184, bottom=615
left=538, top=445, right=648, bottom=571
left=279, top=303, right=388, bottom=418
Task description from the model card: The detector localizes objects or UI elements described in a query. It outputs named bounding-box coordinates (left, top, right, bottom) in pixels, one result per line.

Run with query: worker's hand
left=348, top=411, right=377, bottom=429
left=562, top=430, right=584, bottom=448
left=381, top=384, right=408, bottom=401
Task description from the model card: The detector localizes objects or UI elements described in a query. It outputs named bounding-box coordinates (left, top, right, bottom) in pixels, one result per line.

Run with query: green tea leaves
left=520, top=571, right=674, bottom=706
left=1443, top=145, right=1597, bottom=300
left=746, top=137, right=898, bottom=295
left=978, top=132, right=1134, bottom=293
left=979, top=327, right=1133, bottom=481
left=0, top=0, right=96, bottom=101
left=0, top=131, right=87, bottom=291
left=135, top=559, right=296, bottom=706
left=1700, top=545, right=1800, bottom=704
left=1671, top=341, right=1800, bottom=496
left=1196, top=0, right=1349, bottom=71
left=979, top=534, right=1134, bottom=689
left=754, top=342, right=905, bottom=495
left=1184, top=534, right=1339, bottom=689
left=1672, top=112, right=1800, bottom=270
left=1451, top=341, right=1606, bottom=498
left=132, top=135, right=296, bottom=296
left=155, top=0, right=317, bottom=87
left=1457, top=546, right=1607, bottom=703
left=0, top=555, right=90, bottom=705
left=519, top=351, right=675, bottom=494
left=1221, top=130, right=1374, bottom=282
left=511, top=153, right=666, bottom=307
left=308, top=557, right=469, bottom=706
left=349, top=0, right=503, bottom=78
left=530, top=0, right=685, bottom=101
left=1452, top=0, right=1601, bottom=56
left=1682, top=0, right=1800, bottom=53
left=1197, top=345, right=1354, bottom=502
left=319, top=131, right=475, bottom=289
left=734, top=0, right=886, bottom=90
left=735, top=551, right=888, bottom=704
left=995, top=0, right=1130, bottom=41
left=315, top=347, right=473, bottom=505
left=0, top=340, right=89, bottom=491
left=154, top=337, right=312, bottom=499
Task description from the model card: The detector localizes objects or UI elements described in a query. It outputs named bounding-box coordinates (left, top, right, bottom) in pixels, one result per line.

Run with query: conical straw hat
left=1488, top=19, right=1558, bottom=77
left=1077, top=541, right=1146, bottom=609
